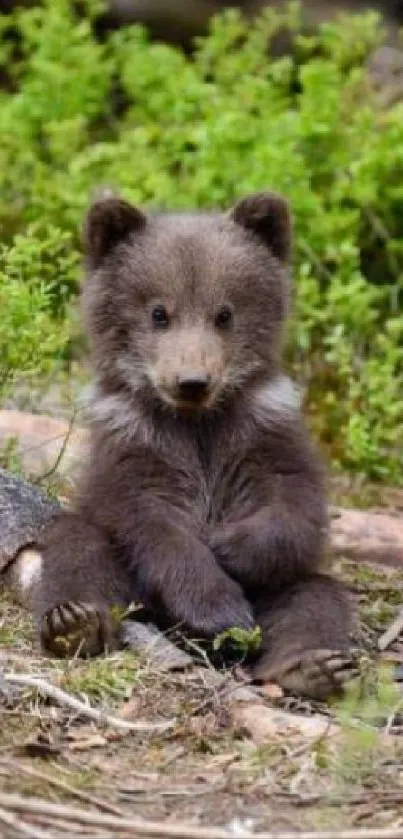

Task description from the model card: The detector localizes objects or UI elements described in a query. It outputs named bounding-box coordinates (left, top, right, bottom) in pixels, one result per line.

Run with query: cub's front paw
left=183, top=574, right=255, bottom=639
left=40, top=601, right=119, bottom=658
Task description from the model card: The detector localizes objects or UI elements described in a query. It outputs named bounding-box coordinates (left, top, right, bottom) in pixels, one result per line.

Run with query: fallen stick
left=0, top=804, right=52, bottom=839
left=3, top=673, right=174, bottom=733
left=1, top=793, right=403, bottom=839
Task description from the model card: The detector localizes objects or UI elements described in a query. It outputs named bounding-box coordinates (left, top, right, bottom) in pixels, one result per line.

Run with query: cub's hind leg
left=19, top=513, right=130, bottom=658
left=251, top=574, right=358, bottom=700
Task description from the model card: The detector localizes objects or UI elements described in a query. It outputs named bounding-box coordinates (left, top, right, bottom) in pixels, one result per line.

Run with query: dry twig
left=3, top=673, right=174, bottom=733
left=32, top=409, right=78, bottom=484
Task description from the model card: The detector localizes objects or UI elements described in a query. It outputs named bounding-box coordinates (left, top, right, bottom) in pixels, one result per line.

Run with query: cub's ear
left=83, top=198, right=148, bottom=269
left=230, top=192, right=291, bottom=262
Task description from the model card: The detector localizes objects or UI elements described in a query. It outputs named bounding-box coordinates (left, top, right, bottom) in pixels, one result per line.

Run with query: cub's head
left=82, top=192, right=291, bottom=414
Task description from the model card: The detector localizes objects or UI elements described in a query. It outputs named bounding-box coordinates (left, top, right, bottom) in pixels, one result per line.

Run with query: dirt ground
left=1, top=543, right=403, bottom=838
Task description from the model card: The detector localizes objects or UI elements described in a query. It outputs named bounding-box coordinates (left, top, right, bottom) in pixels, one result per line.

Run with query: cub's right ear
left=83, top=198, right=147, bottom=269
left=230, top=192, right=291, bottom=263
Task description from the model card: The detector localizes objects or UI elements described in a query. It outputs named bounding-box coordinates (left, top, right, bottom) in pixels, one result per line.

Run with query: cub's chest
left=161, top=423, right=264, bottom=523
left=194, top=443, right=259, bottom=525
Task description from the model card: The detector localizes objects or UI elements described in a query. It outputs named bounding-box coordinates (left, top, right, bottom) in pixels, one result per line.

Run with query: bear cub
left=26, top=191, right=356, bottom=699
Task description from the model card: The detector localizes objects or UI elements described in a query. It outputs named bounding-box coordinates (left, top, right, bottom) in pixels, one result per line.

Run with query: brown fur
left=32, top=191, right=355, bottom=696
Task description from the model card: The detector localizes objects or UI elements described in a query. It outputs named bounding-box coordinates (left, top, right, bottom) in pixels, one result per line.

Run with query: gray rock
left=0, top=468, right=59, bottom=574
left=121, top=620, right=194, bottom=671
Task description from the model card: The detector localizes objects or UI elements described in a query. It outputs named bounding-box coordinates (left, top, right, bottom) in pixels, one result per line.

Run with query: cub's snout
left=175, top=373, right=211, bottom=405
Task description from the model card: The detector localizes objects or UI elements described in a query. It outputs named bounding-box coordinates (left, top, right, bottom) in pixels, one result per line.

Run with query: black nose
left=177, top=375, right=210, bottom=403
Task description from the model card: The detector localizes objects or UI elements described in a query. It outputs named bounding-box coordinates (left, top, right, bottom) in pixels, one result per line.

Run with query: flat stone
left=121, top=620, right=194, bottom=671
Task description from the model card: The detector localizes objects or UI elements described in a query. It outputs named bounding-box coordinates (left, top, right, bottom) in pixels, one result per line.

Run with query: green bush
left=0, top=226, right=77, bottom=397
left=1, top=0, right=402, bottom=480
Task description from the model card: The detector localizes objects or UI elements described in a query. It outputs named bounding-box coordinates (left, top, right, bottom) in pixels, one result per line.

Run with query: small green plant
left=213, top=625, right=262, bottom=656
left=334, top=658, right=400, bottom=726
left=109, top=601, right=144, bottom=623
left=0, top=437, right=23, bottom=473
left=60, top=652, right=140, bottom=702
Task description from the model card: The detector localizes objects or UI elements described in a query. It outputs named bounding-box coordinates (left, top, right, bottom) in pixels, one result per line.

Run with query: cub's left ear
left=230, top=192, right=291, bottom=262
left=83, top=197, right=148, bottom=270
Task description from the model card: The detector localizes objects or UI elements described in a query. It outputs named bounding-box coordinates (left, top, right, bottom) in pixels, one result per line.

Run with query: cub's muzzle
left=175, top=374, right=211, bottom=405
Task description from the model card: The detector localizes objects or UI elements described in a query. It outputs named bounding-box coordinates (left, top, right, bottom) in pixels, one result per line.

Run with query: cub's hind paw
left=40, top=601, right=118, bottom=658
left=251, top=648, right=359, bottom=701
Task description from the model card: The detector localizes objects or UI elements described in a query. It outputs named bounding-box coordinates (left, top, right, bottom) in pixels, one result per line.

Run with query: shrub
left=0, top=227, right=77, bottom=398
left=1, top=0, right=402, bottom=480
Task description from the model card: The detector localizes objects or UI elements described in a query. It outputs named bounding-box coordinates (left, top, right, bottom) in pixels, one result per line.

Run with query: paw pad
left=40, top=601, right=107, bottom=658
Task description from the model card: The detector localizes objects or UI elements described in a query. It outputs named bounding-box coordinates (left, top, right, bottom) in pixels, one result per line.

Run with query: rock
left=0, top=468, right=59, bottom=574
left=367, top=44, right=403, bottom=107
left=331, top=507, right=403, bottom=568
left=231, top=701, right=340, bottom=742
left=121, top=620, right=194, bottom=671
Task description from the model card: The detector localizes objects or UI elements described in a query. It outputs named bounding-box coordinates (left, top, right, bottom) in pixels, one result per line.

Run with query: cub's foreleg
left=21, top=512, right=130, bottom=657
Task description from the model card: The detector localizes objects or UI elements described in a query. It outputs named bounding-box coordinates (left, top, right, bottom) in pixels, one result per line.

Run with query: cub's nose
left=177, top=374, right=210, bottom=404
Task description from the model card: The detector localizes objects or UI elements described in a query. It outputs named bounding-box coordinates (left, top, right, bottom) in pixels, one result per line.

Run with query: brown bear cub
left=28, top=191, right=356, bottom=699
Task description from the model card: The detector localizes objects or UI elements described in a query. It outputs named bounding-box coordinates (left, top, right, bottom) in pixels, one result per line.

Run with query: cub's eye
left=215, top=305, right=233, bottom=329
left=152, top=305, right=169, bottom=328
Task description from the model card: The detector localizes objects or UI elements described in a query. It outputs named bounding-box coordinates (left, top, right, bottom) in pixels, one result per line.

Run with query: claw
left=40, top=601, right=115, bottom=658
left=251, top=647, right=359, bottom=700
